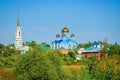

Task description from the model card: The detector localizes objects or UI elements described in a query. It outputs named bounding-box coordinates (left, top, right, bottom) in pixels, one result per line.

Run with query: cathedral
left=13, top=15, right=29, bottom=53
left=52, top=27, right=78, bottom=50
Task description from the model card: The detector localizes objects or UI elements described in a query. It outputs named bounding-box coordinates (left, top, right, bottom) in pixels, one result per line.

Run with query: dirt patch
left=0, top=67, right=15, bottom=80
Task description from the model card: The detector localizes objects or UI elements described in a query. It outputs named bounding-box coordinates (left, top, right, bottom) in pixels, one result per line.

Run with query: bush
left=109, top=44, right=120, bottom=55
left=14, top=45, right=63, bottom=80
left=79, top=55, right=120, bottom=80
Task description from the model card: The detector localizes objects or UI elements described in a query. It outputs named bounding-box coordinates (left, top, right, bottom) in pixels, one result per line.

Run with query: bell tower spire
left=17, top=15, right=20, bottom=26
left=14, top=13, right=23, bottom=48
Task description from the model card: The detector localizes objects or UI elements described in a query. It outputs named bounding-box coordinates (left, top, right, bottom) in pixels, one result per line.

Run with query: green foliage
left=79, top=55, right=120, bottom=80
left=0, top=43, right=5, bottom=49
left=68, top=51, right=75, bottom=59
left=0, top=43, right=21, bottom=57
left=109, top=44, right=120, bottom=55
left=0, top=43, right=5, bottom=55
left=80, top=65, right=92, bottom=80
left=14, top=45, right=63, bottom=80
left=62, top=51, right=76, bottom=65
left=41, top=42, right=49, bottom=46
left=63, top=55, right=74, bottom=65
left=47, top=50, right=64, bottom=79
left=0, top=55, right=18, bottom=67
left=62, top=54, right=75, bottom=65
left=102, top=41, right=109, bottom=59
left=2, top=46, right=20, bottom=57
left=61, top=65, right=81, bottom=80
left=25, top=41, right=38, bottom=48
left=78, top=41, right=93, bottom=48
left=0, top=42, right=120, bottom=80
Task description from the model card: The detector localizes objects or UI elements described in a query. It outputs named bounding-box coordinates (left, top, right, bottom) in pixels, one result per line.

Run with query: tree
left=78, top=41, right=93, bottom=49
left=15, top=45, right=62, bottom=80
left=25, top=41, right=38, bottom=48
left=109, top=44, right=120, bottom=55
left=68, top=51, right=76, bottom=59
left=0, top=44, right=20, bottom=57
left=0, top=43, right=5, bottom=49
left=41, top=42, right=48, bottom=46
left=115, top=42, right=118, bottom=45
left=102, top=38, right=108, bottom=58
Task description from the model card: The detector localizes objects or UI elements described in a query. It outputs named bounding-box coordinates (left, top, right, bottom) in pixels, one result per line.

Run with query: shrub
left=80, top=55, right=120, bottom=80
left=14, top=45, right=62, bottom=80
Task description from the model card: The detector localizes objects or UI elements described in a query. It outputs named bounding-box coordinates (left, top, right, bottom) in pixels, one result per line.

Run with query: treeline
left=0, top=41, right=120, bottom=56
left=0, top=41, right=120, bottom=80
left=14, top=45, right=120, bottom=80
left=0, top=44, right=20, bottom=57
left=0, top=41, right=48, bottom=57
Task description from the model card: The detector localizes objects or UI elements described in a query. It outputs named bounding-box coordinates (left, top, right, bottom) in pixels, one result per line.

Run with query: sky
left=0, top=0, right=120, bottom=45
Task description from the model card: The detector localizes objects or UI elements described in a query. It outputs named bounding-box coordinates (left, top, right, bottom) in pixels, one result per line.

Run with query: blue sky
left=0, top=0, right=120, bottom=45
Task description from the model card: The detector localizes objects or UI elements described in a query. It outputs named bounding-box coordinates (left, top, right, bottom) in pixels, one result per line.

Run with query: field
left=0, top=65, right=81, bottom=80
left=0, top=67, right=15, bottom=80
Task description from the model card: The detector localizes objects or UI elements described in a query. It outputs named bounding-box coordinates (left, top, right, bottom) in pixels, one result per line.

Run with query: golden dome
left=62, top=27, right=69, bottom=33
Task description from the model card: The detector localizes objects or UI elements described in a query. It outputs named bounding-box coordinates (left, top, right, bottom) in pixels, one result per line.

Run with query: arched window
left=19, top=31, right=20, bottom=36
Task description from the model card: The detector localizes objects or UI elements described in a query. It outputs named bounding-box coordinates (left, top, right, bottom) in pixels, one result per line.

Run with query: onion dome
left=62, top=33, right=66, bottom=37
left=93, top=41, right=98, bottom=45
left=62, top=27, right=69, bottom=33
left=71, top=33, right=75, bottom=37
left=56, top=34, right=60, bottom=38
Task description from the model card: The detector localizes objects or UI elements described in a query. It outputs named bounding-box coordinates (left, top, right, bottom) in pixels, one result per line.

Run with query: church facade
left=52, top=27, right=78, bottom=50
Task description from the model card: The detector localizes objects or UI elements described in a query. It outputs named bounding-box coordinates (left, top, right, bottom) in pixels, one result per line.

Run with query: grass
left=63, top=65, right=87, bottom=72
left=0, top=67, right=15, bottom=80
left=0, top=65, right=82, bottom=80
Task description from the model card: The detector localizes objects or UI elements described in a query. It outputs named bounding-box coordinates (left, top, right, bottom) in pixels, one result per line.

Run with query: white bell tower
left=14, top=15, right=23, bottom=48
